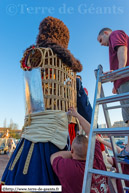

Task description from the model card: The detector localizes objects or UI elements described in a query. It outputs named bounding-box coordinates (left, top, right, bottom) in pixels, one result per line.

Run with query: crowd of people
left=0, top=139, right=16, bottom=156
left=7, top=139, right=16, bottom=157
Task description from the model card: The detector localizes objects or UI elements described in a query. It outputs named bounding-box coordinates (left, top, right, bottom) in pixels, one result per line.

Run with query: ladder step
left=93, top=127, right=129, bottom=136
left=99, top=66, right=129, bottom=83
left=97, top=92, right=129, bottom=105
left=124, top=187, right=129, bottom=191
left=116, top=158, right=129, bottom=165
left=105, top=104, right=129, bottom=110
left=89, top=169, right=129, bottom=181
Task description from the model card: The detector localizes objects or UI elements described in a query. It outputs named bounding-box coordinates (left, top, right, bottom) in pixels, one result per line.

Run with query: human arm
left=107, top=156, right=113, bottom=165
left=103, top=70, right=113, bottom=74
left=111, top=46, right=127, bottom=94
left=96, top=135, right=122, bottom=153
left=102, top=71, right=116, bottom=94
left=50, top=151, right=72, bottom=165
left=110, top=31, right=127, bottom=68
left=103, top=45, right=127, bottom=94
left=117, top=46, right=127, bottom=69
left=106, top=46, right=127, bottom=94
left=68, top=107, right=90, bottom=135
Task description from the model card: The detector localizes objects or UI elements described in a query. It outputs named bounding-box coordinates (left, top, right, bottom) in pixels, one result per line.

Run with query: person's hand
left=68, top=107, right=78, bottom=117
left=112, top=87, right=117, bottom=94
left=96, top=134, right=103, bottom=143
left=103, top=70, right=113, bottom=74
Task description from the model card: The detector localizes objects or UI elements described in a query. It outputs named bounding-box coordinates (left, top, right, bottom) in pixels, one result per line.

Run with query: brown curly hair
left=21, top=16, right=83, bottom=72
left=36, top=16, right=70, bottom=49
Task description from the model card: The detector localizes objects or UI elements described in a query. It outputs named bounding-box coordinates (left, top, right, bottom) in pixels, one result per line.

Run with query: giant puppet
left=1, top=16, right=82, bottom=185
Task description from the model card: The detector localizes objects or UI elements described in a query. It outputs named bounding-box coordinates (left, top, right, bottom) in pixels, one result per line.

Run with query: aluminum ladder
left=82, top=65, right=129, bottom=193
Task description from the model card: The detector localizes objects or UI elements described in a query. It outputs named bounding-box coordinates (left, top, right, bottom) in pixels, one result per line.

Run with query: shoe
left=117, top=148, right=129, bottom=158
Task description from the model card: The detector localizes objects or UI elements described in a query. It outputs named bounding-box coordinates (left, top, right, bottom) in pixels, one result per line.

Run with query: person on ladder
left=97, top=28, right=129, bottom=158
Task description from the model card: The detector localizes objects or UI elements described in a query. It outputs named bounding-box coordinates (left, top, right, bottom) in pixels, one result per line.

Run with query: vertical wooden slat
left=47, top=98, right=50, bottom=109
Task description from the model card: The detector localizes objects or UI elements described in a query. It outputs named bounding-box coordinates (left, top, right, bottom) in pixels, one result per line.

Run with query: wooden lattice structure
left=21, top=47, right=77, bottom=112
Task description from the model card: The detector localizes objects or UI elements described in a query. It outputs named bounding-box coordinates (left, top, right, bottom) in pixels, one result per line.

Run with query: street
left=0, top=154, right=9, bottom=181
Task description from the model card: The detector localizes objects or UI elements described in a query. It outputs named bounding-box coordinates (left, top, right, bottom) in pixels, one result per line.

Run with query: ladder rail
left=124, top=187, right=129, bottom=191
left=100, top=79, right=125, bottom=192
left=93, top=127, right=129, bottom=135
left=82, top=67, right=102, bottom=193
left=96, top=65, right=125, bottom=192
left=89, top=169, right=129, bottom=181
left=105, top=104, right=129, bottom=110
left=97, top=92, right=129, bottom=104
left=100, top=66, right=129, bottom=83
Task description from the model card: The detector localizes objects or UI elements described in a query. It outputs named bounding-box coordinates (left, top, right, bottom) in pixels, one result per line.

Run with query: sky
left=0, top=0, right=129, bottom=129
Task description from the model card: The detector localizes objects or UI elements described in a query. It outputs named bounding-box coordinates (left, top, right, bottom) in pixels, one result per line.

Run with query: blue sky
left=0, top=0, right=128, bottom=129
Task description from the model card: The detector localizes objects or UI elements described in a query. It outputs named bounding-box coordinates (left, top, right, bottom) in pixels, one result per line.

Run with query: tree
left=9, top=119, right=18, bottom=130
left=3, top=118, right=7, bottom=128
left=8, top=119, right=20, bottom=138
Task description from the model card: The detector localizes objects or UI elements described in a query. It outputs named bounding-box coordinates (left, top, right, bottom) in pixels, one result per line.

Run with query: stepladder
left=82, top=65, right=129, bottom=193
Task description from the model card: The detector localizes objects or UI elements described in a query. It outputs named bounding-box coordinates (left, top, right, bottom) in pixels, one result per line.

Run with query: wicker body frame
left=22, top=47, right=77, bottom=112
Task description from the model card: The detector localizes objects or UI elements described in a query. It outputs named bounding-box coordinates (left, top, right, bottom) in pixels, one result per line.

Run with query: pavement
left=0, top=154, right=9, bottom=181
